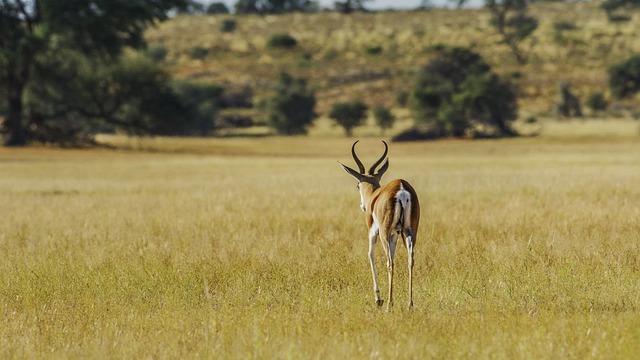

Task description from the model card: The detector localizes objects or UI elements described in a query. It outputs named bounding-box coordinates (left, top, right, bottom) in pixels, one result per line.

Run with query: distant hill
left=145, top=2, right=640, bottom=119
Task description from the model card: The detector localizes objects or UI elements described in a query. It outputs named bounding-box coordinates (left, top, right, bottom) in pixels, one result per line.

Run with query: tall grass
left=1, top=124, right=639, bottom=358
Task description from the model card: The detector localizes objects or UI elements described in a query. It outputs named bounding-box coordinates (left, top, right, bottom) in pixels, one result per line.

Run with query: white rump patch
left=394, top=184, right=411, bottom=230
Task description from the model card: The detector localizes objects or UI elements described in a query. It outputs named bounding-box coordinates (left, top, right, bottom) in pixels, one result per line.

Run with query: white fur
left=394, top=184, right=412, bottom=230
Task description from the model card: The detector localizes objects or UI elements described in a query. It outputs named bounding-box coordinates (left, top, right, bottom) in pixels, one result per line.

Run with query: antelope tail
left=394, top=189, right=412, bottom=231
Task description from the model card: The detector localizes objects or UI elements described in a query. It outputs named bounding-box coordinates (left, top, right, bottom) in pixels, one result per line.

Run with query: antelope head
left=338, top=140, right=389, bottom=212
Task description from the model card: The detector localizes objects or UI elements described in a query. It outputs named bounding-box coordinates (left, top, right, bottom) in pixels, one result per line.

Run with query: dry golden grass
left=1, top=120, right=640, bottom=358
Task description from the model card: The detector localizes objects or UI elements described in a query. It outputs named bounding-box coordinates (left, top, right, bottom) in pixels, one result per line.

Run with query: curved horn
left=351, top=140, right=365, bottom=174
left=368, top=140, right=388, bottom=175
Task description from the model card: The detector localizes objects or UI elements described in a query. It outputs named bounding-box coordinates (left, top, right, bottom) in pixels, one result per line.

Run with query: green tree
left=586, top=91, right=608, bottom=113
left=601, top=0, right=640, bottom=22
left=486, top=0, right=538, bottom=65
left=267, top=72, right=317, bottom=135
left=235, top=0, right=318, bottom=14
left=172, top=81, right=225, bottom=136
left=0, top=0, right=188, bottom=146
left=207, top=2, right=230, bottom=14
left=266, top=34, right=298, bottom=49
left=373, top=106, right=395, bottom=135
left=609, top=55, right=640, bottom=99
left=329, top=100, right=368, bottom=137
left=410, top=46, right=518, bottom=138
left=25, top=52, right=195, bottom=145
left=334, top=0, right=369, bottom=13
left=554, top=81, right=582, bottom=118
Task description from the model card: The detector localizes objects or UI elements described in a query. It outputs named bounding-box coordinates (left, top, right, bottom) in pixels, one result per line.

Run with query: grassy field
left=1, top=120, right=640, bottom=358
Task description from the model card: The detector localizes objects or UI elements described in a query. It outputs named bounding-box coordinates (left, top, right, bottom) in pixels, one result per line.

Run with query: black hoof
left=376, top=299, right=384, bottom=307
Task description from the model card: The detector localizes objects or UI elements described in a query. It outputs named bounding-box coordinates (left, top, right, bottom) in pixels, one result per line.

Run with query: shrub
left=410, top=46, right=518, bottom=138
left=220, top=86, right=253, bottom=108
left=553, top=20, right=577, bottom=43
left=267, top=34, right=297, bottom=49
left=172, top=81, right=225, bottom=136
left=218, top=114, right=253, bottom=129
left=207, top=2, right=230, bottom=14
left=189, top=46, right=209, bottom=61
left=554, top=81, right=582, bottom=118
left=553, top=21, right=577, bottom=32
left=373, top=106, right=395, bottom=135
left=267, top=72, right=316, bottom=135
left=487, top=0, right=538, bottom=65
left=601, top=0, right=636, bottom=22
left=365, top=44, right=383, bottom=55
left=609, top=55, right=640, bottom=99
left=392, top=127, right=445, bottom=142
left=145, top=45, right=168, bottom=63
left=25, top=53, right=194, bottom=145
left=329, top=100, right=368, bottom=137
left=586, top=91, right=608, bottom=113
left=220, top=19, right=236, bottom=33
left=396, top=90, right=409, bottom=107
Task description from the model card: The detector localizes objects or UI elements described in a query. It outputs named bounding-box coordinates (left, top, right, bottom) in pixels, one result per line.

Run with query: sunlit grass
left=1, top=121, right=640, bottom=358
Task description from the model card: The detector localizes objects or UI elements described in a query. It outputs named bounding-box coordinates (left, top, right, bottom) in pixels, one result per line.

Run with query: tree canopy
left=329, top=100, right=368, bottom=137
left=234, top=0, right=318, bottom=14
left=267, top=72, right=317, bottom=135
left=0, top=0, right=189, bottom=146
left=409, top=46, right=518, bottom=138
left=486, top=0, right=538, bottom=65
left=609, top=55, right=640, bottom=99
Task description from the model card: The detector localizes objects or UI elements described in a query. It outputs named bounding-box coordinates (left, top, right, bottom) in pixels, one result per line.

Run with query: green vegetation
left=0, top=0, right=189, bottom=146
left=329, top=100, right=368, bottom=136
left=609, top=55, right=640, bottom=99
left=235, top=0, right=318, bottom=14
left=554, top=81, right=582, bottom=118
left=409, top=46, right=518, bottom=138
left=207, top=2, right=231, bottom=14
left=365, top=44, right=383, bottom=55
left=373, top=105, right=395, bottom=135
left=266, top=33, right=298, bottom=49
left=145, top=45, right=169, bottom=63
left=172, top=81, right=225, bottom=136
left=487, top=0, right=539, bottom=64
left=601, top=0, right=640, bottom=22
left=189, top=46, right=209, bottom=60
left=220, top=18, right=237, bottom=32
left=26, top=54, right=191, bottom=145
left=586, top=91, right=609, bottom=113
left=266, top=72, right=317, bottom=135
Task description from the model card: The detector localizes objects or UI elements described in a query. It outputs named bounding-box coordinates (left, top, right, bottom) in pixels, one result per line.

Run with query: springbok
left=339, top=140, right=420, bottom=309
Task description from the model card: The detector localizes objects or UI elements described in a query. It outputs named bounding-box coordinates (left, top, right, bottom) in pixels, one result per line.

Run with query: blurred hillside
left=145, top=2, right=640, bottom=118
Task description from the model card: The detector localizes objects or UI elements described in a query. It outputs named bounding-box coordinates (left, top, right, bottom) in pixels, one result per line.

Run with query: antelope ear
left=338, top=162, right=363, bottom=182
left=375, top=159, right=389, bottom=179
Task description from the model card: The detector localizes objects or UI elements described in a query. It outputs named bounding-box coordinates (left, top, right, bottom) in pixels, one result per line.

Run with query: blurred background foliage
left=2, top=0, right=640, bottom=146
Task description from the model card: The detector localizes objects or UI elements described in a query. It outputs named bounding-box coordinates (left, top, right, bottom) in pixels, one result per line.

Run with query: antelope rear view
left=339, top=140, right=420, bottom=310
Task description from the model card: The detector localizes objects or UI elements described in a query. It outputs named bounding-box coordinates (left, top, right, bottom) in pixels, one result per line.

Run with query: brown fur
left=339, top=142, right=421, bottom=309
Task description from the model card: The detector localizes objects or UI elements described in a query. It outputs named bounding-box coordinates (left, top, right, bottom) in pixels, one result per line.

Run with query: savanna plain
left=1, top=120, right=640, bottom=358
